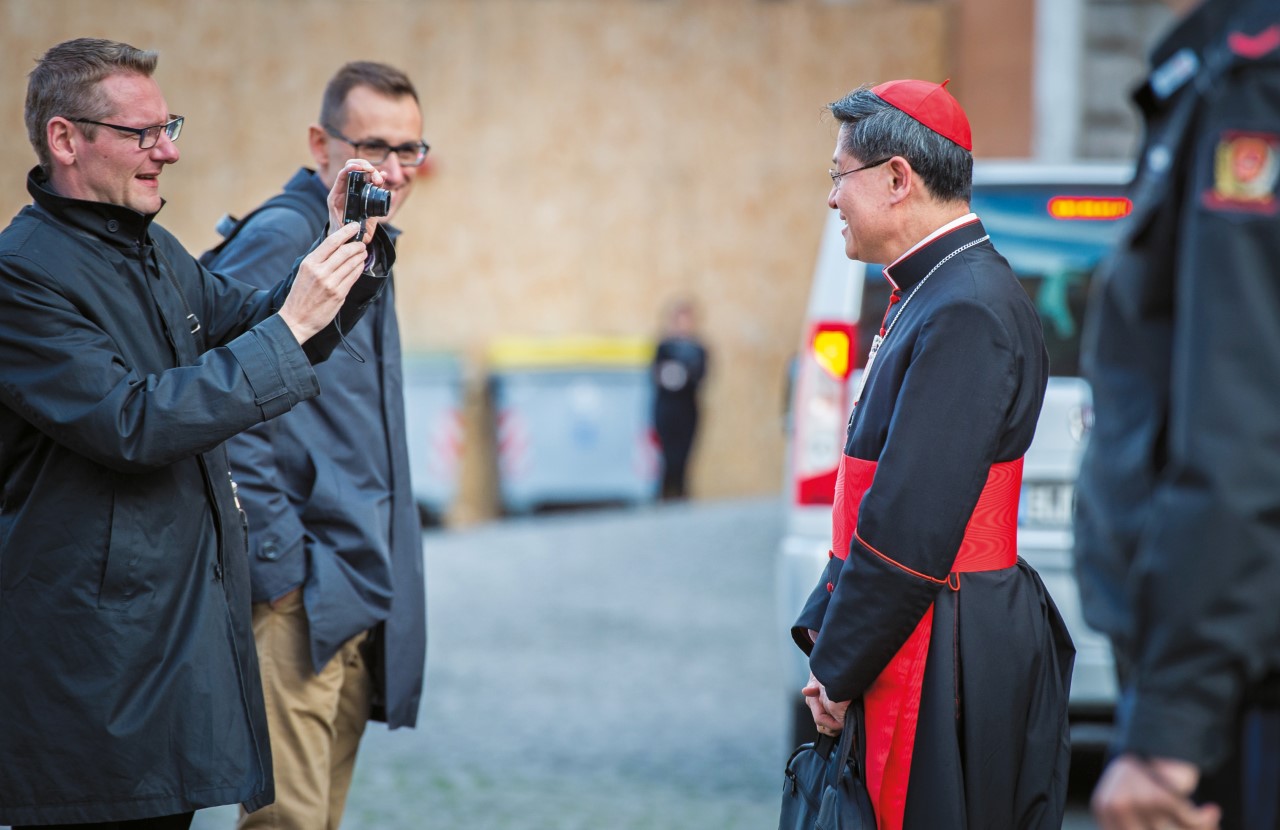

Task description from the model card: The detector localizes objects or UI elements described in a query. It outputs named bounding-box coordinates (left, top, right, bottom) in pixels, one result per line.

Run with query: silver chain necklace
left=851, top=233, right=990, bottom=407
left=883, top=234, right=989, bottom=339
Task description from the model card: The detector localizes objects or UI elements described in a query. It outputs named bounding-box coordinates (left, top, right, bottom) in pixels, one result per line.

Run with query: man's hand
left=1092, top=754, right=1220, bottom=830
left=270, top=587, right=301, bottom=610
left=802, top=672, right=850, bottom=736
left=277, top=219, right=369, bottom=345
left=327, top=159, right=386, bottom=244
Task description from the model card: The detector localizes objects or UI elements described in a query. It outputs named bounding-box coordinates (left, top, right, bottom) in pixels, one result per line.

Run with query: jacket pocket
left=98, top=494, right=142, bottom=610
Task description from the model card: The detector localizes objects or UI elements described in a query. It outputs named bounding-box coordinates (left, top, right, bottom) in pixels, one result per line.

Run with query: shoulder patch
left=1201, top=131, right=1280, bottom=214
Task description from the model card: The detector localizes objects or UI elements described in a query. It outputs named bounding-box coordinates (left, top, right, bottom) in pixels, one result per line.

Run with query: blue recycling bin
left=487, top=337, right=661, bottom=514
left=402, top=352, right=465, bottom=525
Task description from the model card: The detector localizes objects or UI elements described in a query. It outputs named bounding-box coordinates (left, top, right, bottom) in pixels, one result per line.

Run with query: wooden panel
left=953, top=0, right=1033, bottom=157
left=0, top=0, right=950, bottom=520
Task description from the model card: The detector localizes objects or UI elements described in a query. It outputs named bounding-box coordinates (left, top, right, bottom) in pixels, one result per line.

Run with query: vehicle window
left=856, top=184, right=1130, bottom=378
left=856, top=265, right=890, bottom=366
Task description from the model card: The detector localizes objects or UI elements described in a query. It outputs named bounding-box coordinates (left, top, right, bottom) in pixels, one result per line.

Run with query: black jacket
left=1075, top=0, right=1280, bottom=772
left=0, top=169, right=390, bottom=824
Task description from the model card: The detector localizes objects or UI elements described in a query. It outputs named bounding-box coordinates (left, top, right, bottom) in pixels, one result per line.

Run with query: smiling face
left=828, top=131, right=889, bottom=264
left=311, top=85, right=424, bottom=223
left=57, top=72, right=179, bottom=214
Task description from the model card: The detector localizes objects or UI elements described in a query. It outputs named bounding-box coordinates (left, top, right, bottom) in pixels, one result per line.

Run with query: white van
left=777, top=160, right=1132, bottom=749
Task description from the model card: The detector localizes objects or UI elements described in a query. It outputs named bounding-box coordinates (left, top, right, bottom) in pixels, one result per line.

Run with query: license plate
left=1019, top=482, right=1075, bottom=529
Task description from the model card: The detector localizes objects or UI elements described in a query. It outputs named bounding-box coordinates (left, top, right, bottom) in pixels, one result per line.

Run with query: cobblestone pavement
left=196, top=498, right=788, bottom=830
left=186, top=497, right=1098, bottom=830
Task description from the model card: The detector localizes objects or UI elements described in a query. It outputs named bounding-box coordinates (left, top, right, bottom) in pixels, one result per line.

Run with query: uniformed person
left=1075, top=0, right=1280, bottom=827
left=790, top=80, right=1075, bottom=830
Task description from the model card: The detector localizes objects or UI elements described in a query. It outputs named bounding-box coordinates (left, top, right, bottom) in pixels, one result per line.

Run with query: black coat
left=0, top=169, right=389, bottom=824
left=1075, top=0, right=1280, bottom=773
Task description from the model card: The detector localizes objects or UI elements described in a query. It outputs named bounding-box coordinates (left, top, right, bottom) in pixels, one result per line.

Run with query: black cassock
left=792, top=217, right=1075, bottom=829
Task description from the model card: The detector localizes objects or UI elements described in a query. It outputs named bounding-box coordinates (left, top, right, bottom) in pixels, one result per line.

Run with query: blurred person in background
left=0, top=38, right=392, bottom=829
left=1075, top=0, right=1280, bottom=827
left=790, top=80, right=1074, bottom=829
left=201, top=61, right=428, bottom=830
left=651, top=298, right=708, bottom=500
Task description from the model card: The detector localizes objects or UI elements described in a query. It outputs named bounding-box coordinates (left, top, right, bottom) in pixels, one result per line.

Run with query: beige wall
left=954, top=0, right=1035, bottom=157
left=0, top=0, right=953, bottom=522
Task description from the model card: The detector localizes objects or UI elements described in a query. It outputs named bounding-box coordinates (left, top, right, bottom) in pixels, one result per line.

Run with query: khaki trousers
left=238, top=590, right=372, bottom=830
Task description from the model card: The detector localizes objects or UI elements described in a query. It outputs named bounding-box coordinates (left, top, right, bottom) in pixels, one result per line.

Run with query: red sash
left=828, top=454, right=1022, bottom=830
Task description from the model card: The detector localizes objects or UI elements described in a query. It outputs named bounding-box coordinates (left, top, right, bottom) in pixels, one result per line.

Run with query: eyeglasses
left=829, top=157, right=891, bottom=188
left=69, top=115, right=184, bottom=149
left=323, top=125, right=430, bottom=167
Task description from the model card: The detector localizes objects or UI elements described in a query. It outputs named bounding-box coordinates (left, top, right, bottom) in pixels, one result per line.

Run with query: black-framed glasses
left=829, top=157, right=891, bottom=188
left=323, top=125, right=429, bottom=167
left=69, top=115, right=184, bottom=149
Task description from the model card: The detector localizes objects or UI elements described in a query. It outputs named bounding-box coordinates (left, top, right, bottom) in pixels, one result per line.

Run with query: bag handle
left=826, top=701, right=862, bottom=787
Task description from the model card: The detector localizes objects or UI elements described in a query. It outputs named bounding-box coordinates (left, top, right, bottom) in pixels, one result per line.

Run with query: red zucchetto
left=871, top=78, right=973, bottom=152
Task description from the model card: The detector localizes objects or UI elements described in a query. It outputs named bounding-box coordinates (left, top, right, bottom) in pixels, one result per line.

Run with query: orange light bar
left=1047, top=196, right=1133, bottom=221
left=813, top=328, right=851, bottom=380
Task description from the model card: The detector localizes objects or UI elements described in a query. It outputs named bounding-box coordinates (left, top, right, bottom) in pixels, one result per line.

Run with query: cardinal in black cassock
left=791, top=79, right=1075, bottom=830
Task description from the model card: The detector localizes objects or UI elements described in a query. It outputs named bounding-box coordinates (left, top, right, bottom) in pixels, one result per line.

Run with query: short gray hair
left=26, top=38, right=158, bottom=173
left=829, top=86, right=972, bottom=204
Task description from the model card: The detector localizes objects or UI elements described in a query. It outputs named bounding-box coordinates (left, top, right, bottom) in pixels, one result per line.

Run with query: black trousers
left=13, top=813, right=194, bottom=830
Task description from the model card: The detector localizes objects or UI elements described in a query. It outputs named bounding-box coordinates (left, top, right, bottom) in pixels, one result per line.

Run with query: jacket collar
left=882, top=215, right=986, bottom=292
left=27, top=166, right=160, bottom=248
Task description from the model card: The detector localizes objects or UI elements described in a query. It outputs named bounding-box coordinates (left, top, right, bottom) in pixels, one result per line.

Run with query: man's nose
left=152, top=132, right=180, bottom=163
left=378, top=154, right=406, bottom=186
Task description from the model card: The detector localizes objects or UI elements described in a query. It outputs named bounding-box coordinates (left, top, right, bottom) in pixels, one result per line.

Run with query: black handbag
left=778, top=702, right=876, bottom=830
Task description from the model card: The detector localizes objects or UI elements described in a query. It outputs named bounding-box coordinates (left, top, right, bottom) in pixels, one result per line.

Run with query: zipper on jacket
left=193, top=453, right=227, bottom=582
left=230, top=473, right=250, bottom=553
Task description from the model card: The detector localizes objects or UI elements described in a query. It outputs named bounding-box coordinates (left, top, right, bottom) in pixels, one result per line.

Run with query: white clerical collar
left=882, top=213, right=979, bottom=289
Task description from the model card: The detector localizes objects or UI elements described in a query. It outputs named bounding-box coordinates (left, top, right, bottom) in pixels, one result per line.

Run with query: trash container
left=402, top=352, right=465, bottom=526
left=488, top=336, right=660, bottom=514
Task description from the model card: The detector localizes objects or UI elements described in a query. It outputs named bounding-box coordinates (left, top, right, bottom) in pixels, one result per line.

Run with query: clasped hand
left=803, top=671, right=851, bottom=736
left=1092, top=754, right=1220, bottom=830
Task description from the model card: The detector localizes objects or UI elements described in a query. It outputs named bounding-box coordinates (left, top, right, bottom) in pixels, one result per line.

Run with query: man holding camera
left=202, top=61, right=428, bottom=830
left=0, top=39, right=393, bottom=829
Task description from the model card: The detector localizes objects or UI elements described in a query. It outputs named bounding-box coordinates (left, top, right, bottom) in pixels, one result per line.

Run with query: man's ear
left=885, top=156, right=914, bottom=205
left=46, top=117, right=78, bottom=167
left=308, top=124, right=330, bottom=173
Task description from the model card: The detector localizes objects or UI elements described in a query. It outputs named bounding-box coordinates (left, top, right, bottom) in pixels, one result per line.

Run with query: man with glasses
left=789, top=80, right=1074, bottom=829
left=0, top=38, right=394, bottom=830
left=202, top=61, right=427, bottom=830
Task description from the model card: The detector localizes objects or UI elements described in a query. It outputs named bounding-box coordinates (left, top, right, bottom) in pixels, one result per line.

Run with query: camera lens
left=362, top=184, right=392, bottom=219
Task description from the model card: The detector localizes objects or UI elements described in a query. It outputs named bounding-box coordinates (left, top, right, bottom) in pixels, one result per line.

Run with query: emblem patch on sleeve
left=1202, top=131, right=1280, bottom=214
